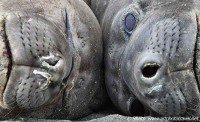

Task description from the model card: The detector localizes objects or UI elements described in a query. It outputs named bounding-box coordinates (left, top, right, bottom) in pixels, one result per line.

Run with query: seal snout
left=134, top=52, right=188, bottom=116
left=122, top=14, right=200, bottom=116
left=144, top=85, right=164, bottom=99
left=150, top=87, right=186, bottom=116
left=1, top=15, right=72, bottom=110
left=100, top=0, right=200, bottom=118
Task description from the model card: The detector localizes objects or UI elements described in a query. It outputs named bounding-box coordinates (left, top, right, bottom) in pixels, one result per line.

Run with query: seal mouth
left=0, top=18, right=12, bottom=108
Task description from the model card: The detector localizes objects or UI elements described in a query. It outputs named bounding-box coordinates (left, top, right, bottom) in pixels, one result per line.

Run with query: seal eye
left=142, top=64, right=160, bottom=78
left=124, top=14, right=136, bottom=34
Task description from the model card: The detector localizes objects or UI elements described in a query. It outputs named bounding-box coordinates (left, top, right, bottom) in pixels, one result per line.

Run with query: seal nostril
left=130, top=99, right=145, bottom=116
left=142, top=64, right=160, bottom=78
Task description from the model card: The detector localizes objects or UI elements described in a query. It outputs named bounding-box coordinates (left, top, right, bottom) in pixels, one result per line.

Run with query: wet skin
left=91, top=0, right=200, bottom=117
left=0, top=0, right=106, bottom=119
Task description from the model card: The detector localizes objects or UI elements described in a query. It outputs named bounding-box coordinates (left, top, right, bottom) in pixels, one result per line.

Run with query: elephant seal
left=91, top=0, right=200, bottom=117
left=0, top=0, right=107, bottom=119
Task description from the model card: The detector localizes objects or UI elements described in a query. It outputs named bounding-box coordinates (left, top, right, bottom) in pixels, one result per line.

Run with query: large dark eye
left=124, top=14, right=136, bottom=34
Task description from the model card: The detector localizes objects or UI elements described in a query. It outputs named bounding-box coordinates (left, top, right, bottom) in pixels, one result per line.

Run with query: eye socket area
left=141, top=63, right=160, bottom=78
left=124, top=13, right=137, bottom=34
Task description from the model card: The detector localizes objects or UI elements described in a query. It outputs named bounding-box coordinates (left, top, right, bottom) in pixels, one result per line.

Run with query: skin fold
left=91, top=0, right=200, bottom=117
left=0, top=0, right=107, bottom=119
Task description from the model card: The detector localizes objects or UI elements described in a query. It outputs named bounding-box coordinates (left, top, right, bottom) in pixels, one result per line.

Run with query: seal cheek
left=16, top=74, right=52, bottom=109
left=131, top=52, right=189, bottom=116
left=170, top=70, right=200, bottom=116
left=149, top=87, right=186, bottom=117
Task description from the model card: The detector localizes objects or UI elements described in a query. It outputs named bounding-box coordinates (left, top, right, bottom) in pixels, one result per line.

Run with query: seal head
left=92, top=0, right=200, bottom=117
left=0, top=0, right=105, bottom=119
left=0, top=9, right=73, bottom=118
left=121, top=0, right=200, bottom=117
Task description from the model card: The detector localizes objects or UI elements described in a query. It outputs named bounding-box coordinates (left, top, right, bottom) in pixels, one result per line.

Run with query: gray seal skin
left=91, top=0, right=200, bottom=117
left=0, top=0, right=106, bottom=119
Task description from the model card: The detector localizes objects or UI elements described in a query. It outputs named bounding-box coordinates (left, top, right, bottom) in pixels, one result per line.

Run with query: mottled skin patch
left=0, top=0, right=107, bottom=120
left=91, top=0, right=200, bottom=117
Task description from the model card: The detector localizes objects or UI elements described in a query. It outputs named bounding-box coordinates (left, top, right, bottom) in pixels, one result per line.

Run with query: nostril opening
left=130, top=99, right=145, bottom=116
left=142, top=64, right=160, bottom=78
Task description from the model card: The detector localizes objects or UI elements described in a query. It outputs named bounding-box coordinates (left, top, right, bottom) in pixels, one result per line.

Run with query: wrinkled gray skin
left=0, top=0, right=106, bottom=119
left=91, top=0, right=200, bottom=117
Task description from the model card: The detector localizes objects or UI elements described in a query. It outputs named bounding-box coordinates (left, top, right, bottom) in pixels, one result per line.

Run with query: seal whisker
left=143, top=1, right=176, bottom=11
left=13, top=109, right=23, bottom=120
left=38, top=0, right=46, bottom=18
left=61, top=8, right=66, bottom=26
left=183, top=97, right=199, bottom=108
left=4, top=101, right=16, bottom=106
left=185, top=110, right=196, bottom=117
left=186, top=103, right=199, bottom=109
left=51, top=16, right=67, bottom=38
left=3, top=97, right=17, bottom=106
left=15, top=1, right=29, bottom=17
left=186, top=102, right=199, bottom=108
left=3, top=107, right=17, bottom=118
left=29, top=0, right=38, bottom=21
left=25, top=113, right=33, bottom=118
left=24, top=113, right=36, bottom=119
left=6, top=7, right=20, bottom=19
left=185, top=107, right=198, bottom=112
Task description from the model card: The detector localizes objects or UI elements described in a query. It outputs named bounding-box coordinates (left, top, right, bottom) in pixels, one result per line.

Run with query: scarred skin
left=0, top=0, right=107, bottom=119
left=91, top=0, right=200, bottom=117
